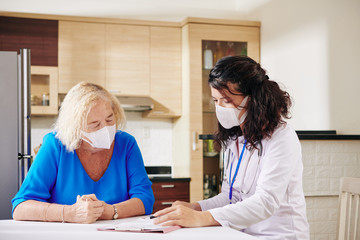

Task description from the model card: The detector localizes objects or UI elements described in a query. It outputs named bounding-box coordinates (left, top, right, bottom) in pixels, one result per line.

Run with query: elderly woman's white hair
left=54, top=82, right=126, bottom=152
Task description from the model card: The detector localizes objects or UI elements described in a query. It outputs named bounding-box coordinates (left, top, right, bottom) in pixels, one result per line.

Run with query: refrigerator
left=0, top=49, right=32, bottom=219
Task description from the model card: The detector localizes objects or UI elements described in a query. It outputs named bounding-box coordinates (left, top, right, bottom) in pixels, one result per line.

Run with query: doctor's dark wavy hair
left=209, top=56, right=292, bottom=150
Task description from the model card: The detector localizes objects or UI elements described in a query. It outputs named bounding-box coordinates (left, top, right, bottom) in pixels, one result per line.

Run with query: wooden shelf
left=31, top=66, right=58, bottom=115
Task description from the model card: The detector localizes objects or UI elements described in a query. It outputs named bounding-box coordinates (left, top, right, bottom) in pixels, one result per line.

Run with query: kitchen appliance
left=145, top=166, right=171, bottom=179
left=0, top=49, right=32, bottom=219
left=116, top=96, right=154, bottom=112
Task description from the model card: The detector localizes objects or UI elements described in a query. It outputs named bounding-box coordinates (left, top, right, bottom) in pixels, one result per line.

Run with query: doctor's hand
left=65, top=195, right=104, bottom=224
left=172, top=200, right=202, bottom=211
left=152, top=205, right=220, bottom=228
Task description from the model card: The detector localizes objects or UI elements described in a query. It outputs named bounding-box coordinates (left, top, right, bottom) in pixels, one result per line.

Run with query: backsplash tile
left=124, top=112, right=172, bottom=166
left=31, top=112, right=172, bottom=166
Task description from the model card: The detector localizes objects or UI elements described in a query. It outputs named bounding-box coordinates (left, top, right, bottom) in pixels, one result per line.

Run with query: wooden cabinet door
left=58, top=21, right=105, bottom=93
left=105, top=24, right=150, bottom=96
left=149, top=26, right=182, bottom=117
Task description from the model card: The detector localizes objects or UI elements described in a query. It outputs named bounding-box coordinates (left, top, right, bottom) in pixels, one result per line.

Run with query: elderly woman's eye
left=106, top=116, right=114, bottom=122
left=89, top=123, right=100, bottom=129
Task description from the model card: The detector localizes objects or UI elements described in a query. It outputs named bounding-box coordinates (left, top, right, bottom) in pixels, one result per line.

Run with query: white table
left=0, top=217, right=259, bottom=240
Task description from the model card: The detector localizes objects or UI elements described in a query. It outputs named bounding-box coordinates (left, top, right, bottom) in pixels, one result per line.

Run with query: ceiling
left=0, top=0, right=271, bottom=22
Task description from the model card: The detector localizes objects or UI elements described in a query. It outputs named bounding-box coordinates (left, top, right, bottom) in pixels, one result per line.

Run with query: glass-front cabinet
left=174, top=18, right=260, bottom=202
left=31, top=66, right=59, bottom=115
left=201, top=40, right=248, bottom=199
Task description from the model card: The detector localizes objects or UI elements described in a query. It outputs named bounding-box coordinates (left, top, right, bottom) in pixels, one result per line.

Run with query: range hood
left=116, top=96, right=154, bottom=112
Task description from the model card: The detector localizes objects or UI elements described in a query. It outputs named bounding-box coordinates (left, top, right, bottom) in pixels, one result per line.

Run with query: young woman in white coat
left=153, top=56, right=309, bottom=240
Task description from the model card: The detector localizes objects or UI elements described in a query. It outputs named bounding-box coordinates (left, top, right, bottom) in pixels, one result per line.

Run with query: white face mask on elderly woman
left=215, top=96, right=249, bottom=129
left=81, top=124, right=116, bottom=149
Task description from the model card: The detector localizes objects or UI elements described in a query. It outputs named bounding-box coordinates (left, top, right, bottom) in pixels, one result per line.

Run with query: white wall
left=242, top=0, right=360, bottom=134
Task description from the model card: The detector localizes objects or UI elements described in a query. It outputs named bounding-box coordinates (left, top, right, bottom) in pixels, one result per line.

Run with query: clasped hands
left=67, top=194, right=114, bottom=224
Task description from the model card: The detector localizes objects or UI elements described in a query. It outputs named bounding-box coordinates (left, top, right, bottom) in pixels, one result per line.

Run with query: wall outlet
left=143, top=127, right=150, bottom=139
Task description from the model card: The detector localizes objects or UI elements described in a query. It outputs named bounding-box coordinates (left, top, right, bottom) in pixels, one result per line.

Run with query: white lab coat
left=199, top=123, right=309, bottom=240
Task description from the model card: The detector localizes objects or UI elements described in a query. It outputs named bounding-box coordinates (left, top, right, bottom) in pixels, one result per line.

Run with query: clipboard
left=97, top=217, right=181, bottom=234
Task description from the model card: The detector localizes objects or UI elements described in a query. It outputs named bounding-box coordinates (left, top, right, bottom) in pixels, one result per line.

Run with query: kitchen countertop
left=0, top=217, right=259, bottom=240
left=200, top=131, right=360, bottom=140
left=296, top=130, right=360, bottom=140
left=149, top=177, right=191, bottom=182
left=297, top=134, right=360, bottom=140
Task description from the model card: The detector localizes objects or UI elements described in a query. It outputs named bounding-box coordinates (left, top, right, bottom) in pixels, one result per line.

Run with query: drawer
left=152, top=197, right=189, bottom=213
left=152, top=181, right=189, bottom=200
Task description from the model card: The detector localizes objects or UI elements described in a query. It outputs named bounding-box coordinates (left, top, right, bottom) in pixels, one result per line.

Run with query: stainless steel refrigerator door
left=18, top=48, right=32, bottom=185
left=0, top=51, right=19, bottom=219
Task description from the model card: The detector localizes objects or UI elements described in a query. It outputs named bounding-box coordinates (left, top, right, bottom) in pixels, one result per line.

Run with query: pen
left=149, top=215, right=158, bottom=219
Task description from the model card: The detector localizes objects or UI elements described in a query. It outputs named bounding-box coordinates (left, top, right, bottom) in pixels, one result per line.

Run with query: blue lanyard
left=229, top=139, right=247, bottom=204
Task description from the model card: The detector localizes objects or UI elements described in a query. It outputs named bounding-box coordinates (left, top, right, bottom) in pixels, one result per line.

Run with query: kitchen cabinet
left=173, top=18, right=260, bottom=202
left=31, top=66, right=59, bottom=115
left=151, top=179, right=190, bottom=213
left=58, top=21, right=106, bottom=93
left=0, top=16, right=59, bottom=115
left=0, top=16, right=58, bottom=66
left=59, top=21, right=151, bottom=96
left=105, top=24, right=150, bottom=96
left=58, top=20, right=181, bottom=118
left=144, top=26, right=182, bottom=118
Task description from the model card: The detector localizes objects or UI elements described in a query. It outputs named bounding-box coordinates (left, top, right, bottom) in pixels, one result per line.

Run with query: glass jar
left=203, top=44, right=213, bottom=69
left=42, top=93, right=49, bottom=106
left=203, top=139, right=218, bottom=157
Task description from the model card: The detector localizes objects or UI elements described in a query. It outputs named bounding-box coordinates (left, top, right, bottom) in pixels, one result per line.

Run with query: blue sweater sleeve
left=124, top=135, right=155, bottom=215
left=11, top=133, right=60, bottom=213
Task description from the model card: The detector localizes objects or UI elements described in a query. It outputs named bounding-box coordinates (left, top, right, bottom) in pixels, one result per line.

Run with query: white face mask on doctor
left=215, top=96, right=249, bottom=129
left=81, top=124, right=116, bottom=149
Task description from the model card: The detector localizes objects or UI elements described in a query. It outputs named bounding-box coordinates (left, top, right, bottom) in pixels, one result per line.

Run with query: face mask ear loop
left=81, top=128, right=96, bottom=147
left=236, top=96, right=249, bottom=125
left=237, top=96, right=249, bottom=110
left=238, top=111, right=248, bottom=125
left=81, top=136, right=95, bottom=147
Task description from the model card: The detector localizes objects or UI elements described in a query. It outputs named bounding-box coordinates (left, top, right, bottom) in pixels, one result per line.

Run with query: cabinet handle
left=161, top=184, right=175, bottom=188
left=161, top=202, right=174, bottom=206
left=192, top=131, right=197, bottom=151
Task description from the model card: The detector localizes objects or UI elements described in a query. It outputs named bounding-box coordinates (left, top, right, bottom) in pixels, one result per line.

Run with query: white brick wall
left=301, top=140, right=360, bottom=240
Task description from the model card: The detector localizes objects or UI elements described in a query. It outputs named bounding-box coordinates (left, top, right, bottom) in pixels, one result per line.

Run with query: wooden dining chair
left=337, top=177, right=360, bottom=240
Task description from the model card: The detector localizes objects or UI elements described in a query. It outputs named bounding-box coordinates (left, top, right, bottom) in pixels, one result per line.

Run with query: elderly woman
left=12, top=82, right=154, bottom=223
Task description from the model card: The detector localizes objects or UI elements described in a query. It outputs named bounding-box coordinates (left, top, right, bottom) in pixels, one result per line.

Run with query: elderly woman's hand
left=65, top=195, right=104, bottom=224
left=79, top=193, right=115, bottom=220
